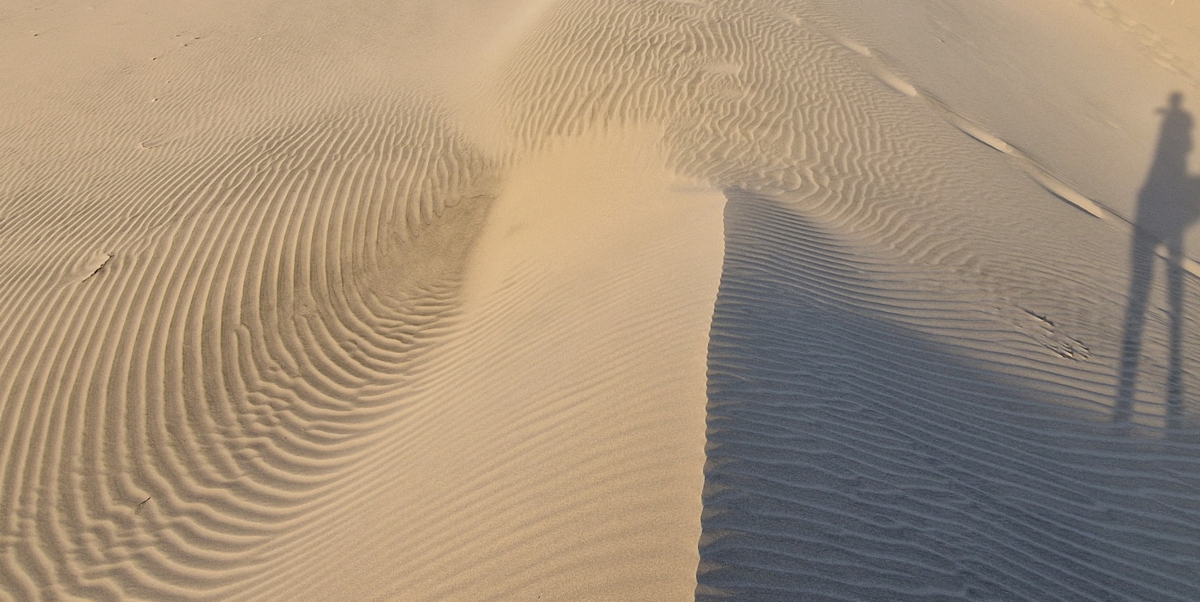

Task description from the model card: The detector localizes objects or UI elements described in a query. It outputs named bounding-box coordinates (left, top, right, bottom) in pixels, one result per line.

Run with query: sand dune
left=0, top=98, right=495, bottom=598
left=700, top=192, right=1200, bottom=600
left=3, top=0, right=1200, bottom=600
left=262, top=128, right=724, bottom=601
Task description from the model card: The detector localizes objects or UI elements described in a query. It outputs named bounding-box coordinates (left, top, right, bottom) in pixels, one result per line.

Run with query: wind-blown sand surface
left=2, top=0, right=1200, bottom=600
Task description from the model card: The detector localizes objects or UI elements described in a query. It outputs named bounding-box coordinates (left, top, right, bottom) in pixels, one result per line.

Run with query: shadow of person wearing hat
left=1116, top=92, right=1200, bottom=430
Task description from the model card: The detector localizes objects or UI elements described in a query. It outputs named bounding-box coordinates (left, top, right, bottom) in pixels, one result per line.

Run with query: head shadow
left=1116, top=92, right=1200, bottom=429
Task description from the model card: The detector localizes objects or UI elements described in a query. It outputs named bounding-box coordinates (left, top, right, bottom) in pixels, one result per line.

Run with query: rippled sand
left=3, top=0, right=1200, bottom=600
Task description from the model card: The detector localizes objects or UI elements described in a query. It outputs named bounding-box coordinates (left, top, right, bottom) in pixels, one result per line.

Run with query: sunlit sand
left=2, top=1, right=1199, bottom=600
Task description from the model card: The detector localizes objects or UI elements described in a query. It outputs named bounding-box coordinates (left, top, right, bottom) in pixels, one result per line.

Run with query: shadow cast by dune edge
left=696, top=191, right=1200, bottom=601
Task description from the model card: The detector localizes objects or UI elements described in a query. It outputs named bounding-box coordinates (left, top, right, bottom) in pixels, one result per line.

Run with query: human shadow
left=1115, top=92, right=1200, bottom=429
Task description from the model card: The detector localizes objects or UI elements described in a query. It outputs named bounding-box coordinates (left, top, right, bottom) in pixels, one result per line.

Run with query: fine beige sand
left=3, top=0, right=1200, bottom=600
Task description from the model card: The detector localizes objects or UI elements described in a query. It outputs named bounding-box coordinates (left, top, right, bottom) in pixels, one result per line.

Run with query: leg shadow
left=1116, top=92, right=1197, bottom=431
left=1115, top=232, right=1157, bottom=424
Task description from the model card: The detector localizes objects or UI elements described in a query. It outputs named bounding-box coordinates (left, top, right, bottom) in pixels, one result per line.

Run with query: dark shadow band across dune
left=697, top=192, right=1200, bottom=601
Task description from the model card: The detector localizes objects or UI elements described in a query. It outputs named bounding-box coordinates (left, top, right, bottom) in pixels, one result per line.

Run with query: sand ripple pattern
left=5, top=0, right=1200, bottom=599
left=698, top=194, right=1200, bottom=601
left=0, top=99, right=493, bottom=600
left=497, top=1, right=1200, bottom=599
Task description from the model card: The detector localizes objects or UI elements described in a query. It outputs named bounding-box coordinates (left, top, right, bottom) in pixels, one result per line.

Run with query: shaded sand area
left=3, top=0, right=1200, bottom=600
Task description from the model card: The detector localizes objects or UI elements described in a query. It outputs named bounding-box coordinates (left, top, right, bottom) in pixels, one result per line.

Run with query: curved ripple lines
left=0, top=99, right=495, bottom=600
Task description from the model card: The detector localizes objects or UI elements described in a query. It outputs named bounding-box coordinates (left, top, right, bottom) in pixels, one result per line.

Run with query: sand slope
left=3, top=0, right=1200, bottom=600
left=241, top=129, right=725, bottom=601
left=1, top=0, right=725, bottom=597
left=700, top=191, right=1200, bottom=600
